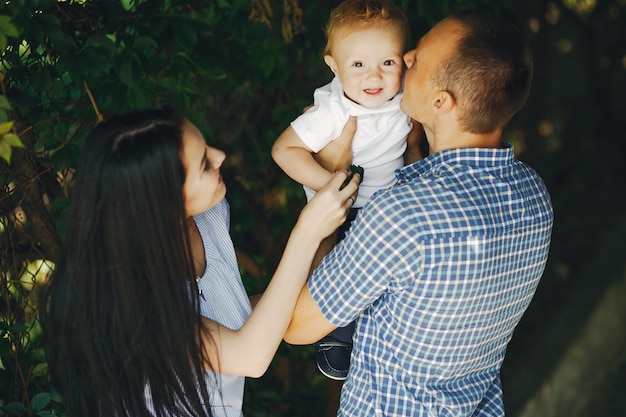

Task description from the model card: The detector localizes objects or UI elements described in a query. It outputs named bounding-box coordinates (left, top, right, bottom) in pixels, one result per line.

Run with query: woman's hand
left=295, top=170, right=360, bottom=242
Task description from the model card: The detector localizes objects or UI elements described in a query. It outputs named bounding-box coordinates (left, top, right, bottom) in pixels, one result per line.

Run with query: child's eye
left=383, top=60, right=395, bottom=66
left=353, top=62, right=363, bottom=68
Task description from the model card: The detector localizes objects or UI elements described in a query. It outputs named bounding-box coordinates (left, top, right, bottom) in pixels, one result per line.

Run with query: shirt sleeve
left=308, top=190, right=421, bottom=327
left=290, top=83, right=347, bottom=153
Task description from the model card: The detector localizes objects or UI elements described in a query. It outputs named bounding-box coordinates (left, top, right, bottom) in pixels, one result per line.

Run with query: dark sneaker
left=315, top=336, right=352, bottom=381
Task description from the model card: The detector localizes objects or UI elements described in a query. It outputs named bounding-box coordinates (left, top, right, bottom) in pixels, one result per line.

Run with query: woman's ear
left=324, top=55, right=339, bottom=76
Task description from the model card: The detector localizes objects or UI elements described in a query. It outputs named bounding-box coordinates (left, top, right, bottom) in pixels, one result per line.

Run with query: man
left=284, top=9, right=554, bottom=417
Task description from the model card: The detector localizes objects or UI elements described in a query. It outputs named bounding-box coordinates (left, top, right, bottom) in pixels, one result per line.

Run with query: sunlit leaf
left=0, top=121, right=13, bottom=135
left=3, top=133, right=23, bottom=148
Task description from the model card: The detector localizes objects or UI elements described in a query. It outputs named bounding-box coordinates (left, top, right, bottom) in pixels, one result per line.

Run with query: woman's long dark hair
left=40, top=107, right=214, bottom=417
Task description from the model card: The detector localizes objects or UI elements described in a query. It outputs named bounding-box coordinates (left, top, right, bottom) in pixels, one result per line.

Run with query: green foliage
left=0, top=0, right=321, bottom=414
left=0, top=121, right=24, bottom=164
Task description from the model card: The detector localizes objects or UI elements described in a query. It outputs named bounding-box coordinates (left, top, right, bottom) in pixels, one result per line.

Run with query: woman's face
left=181, top=120, right=226, bottom=217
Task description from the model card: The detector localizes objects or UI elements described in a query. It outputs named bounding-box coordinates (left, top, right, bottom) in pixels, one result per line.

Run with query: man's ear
left=324, top=55, right=339, bottom=75
left=433, top=90, right=455, bottom=114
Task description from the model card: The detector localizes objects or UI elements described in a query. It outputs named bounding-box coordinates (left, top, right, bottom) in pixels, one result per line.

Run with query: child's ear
left=324, top=55, right=339, bottom=75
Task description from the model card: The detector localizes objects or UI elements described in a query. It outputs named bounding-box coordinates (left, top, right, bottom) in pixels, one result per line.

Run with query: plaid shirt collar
left=397, top=142, right=515, bottom=183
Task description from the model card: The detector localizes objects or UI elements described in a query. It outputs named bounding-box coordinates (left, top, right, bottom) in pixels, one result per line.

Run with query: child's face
left=325, top=25, right=405, bottom=109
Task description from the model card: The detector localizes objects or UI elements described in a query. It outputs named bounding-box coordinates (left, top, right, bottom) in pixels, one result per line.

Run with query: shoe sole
left=316, top=362, right=347, bottom=381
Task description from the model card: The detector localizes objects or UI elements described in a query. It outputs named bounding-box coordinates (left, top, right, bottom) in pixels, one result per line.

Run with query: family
left=40, top=1, right=554, bottom=417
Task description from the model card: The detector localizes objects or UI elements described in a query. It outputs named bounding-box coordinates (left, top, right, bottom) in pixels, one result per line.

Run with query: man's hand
left=314, top=116, right=357, bottom=172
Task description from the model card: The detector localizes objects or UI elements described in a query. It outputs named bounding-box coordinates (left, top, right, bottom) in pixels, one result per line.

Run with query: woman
left=39, top=107, right=358, bottom=417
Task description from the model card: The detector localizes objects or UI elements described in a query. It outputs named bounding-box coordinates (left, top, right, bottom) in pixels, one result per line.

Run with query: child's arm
left=404, top=119, right=425, bottom=165
left=272, top=125, right=333, bottom=192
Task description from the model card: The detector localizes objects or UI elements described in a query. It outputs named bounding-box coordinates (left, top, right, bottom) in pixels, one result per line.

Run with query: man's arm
left=283, top=283, right=337, bottom=345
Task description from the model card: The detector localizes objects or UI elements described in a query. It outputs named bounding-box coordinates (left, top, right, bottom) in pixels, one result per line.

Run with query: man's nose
left=404, top=50, right=416, bottom=67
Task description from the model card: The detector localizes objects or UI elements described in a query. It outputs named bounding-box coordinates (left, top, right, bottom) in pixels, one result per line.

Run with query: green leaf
left=47, top=30, right=77, bottom=54
left=85, top=34, right=116, bottom=54
left=32, top=362, right=48, bottom=377
left=0, top=16, right=19, bottom=38
left=0, top=121, right=13, bottom=135
left=82, top=51, right=112, bottom=77
left=48, top=387, right=63, bottom=403
left=0, top=95, right=13, bottom=111
left=120, top=54, right=145, bottom=88
left=0, top=336, right=10, bottom=355
left=3, top=133, right=23, bottom=148
left=0, top=138, right=11, bottom=163
left=24, top=18, right=44, bottom=46
left=174, top=22, right=198, bottom=50
left=34, top=12, right=61, bottom=32
left=10, top=323, right=27, bottom=334
left=2, top=402, right=27, bottom=415
left=119, top=58, right=134, bottom=87
left=133, top=35, right=159, bottom=53
left=30, top=393, right=51, bottom=413
left=158, top=76, right=177, bottom=89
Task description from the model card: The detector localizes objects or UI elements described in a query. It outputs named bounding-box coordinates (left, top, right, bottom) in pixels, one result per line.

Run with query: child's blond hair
left=324, top=0, right=409, bottom=56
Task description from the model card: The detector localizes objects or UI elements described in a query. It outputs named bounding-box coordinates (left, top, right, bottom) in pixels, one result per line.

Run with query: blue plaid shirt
left=309, top=143, right=553, bottom=416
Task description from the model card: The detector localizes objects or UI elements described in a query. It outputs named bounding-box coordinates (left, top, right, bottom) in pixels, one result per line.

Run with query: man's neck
left=427, top=128, right=502, bottom=154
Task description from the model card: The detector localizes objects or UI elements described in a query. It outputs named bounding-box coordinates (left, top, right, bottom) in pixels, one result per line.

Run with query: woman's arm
left=201, top=171, right=360, bottom=377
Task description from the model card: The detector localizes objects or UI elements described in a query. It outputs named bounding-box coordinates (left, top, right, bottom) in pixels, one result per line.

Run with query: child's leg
left=314, top=208, right=359, bottom=381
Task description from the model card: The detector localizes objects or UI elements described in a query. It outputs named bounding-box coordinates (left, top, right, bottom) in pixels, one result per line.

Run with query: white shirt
left=290, top=77, right=412, bottom=207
